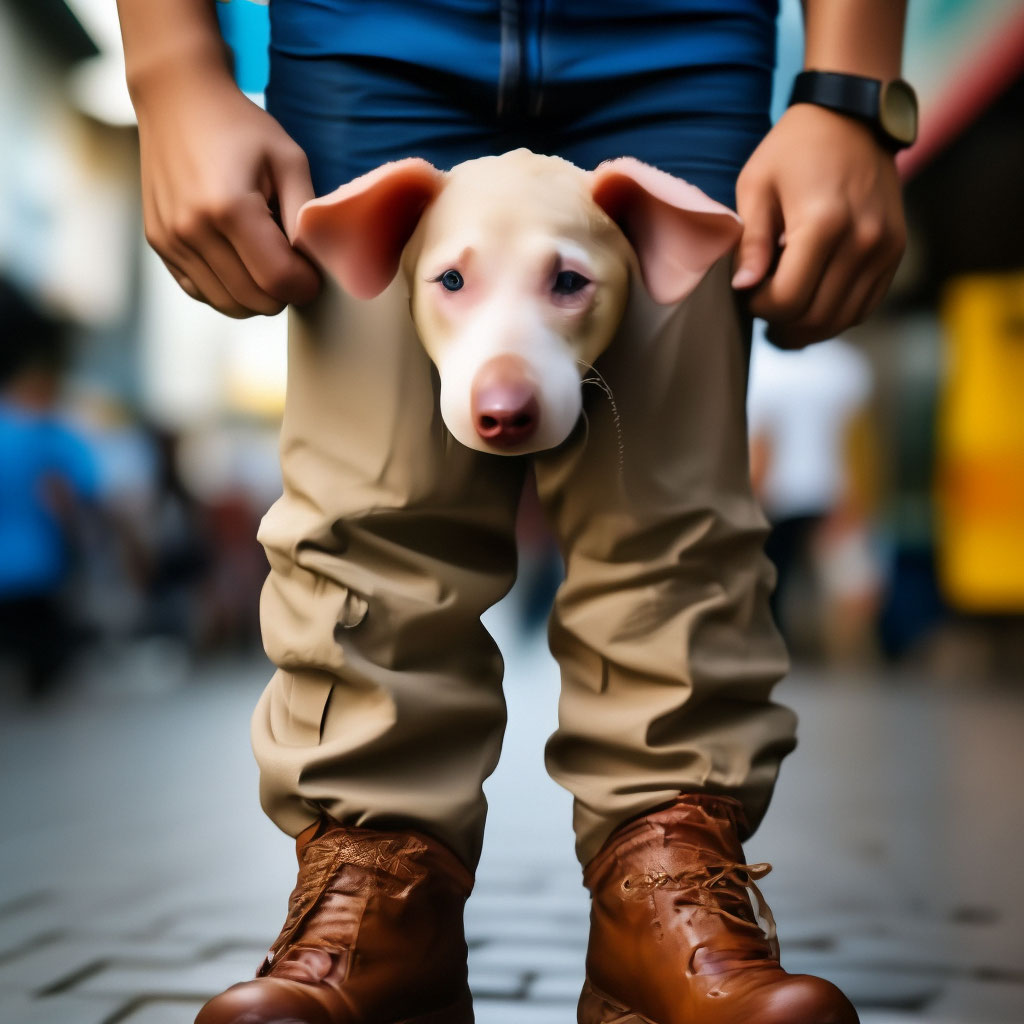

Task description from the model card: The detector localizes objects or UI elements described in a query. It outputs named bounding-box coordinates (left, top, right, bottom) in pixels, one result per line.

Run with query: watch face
left=880, top=79, right=918, bottom=146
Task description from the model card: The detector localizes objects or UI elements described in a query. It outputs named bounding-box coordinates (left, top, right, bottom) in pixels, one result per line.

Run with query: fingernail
left=732, top=267, right=759, bottom=289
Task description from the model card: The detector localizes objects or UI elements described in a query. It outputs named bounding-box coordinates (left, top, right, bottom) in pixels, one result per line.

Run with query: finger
left=778, top=238, right=877, bottom=344
left=829, top=260, right=894, bottom=335
left=850, top=210, right=905, bottom=327
left=767, top=259, right=894, bottom=349
left=158, top=199, right=294, bottom=315
left=732, top=175, right=783, bottom=290
left=851, top=262, right=899, bottom=326
left=219, top=191, right=321, bottom=307
left=267, top=143, right=315, bottom=241
left=800, top=224, right=902, bottom=341
left=749, top=204, right=848, bottom=325
left=154, top=189, right=278, bottom=314
left=191, top=217, right=287, bottom=316
left=161, top=257, right=201, bottom=301
left=165, top=238, right=253, bottom=318
left=145, top=198, right=252, bottom=317
left=824, top=209, right=902, bottom=332
left=770, top=202, right=905, bottom=346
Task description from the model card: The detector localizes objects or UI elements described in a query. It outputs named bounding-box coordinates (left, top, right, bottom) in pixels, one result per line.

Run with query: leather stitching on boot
left=260, top=831, right=429, bottom=976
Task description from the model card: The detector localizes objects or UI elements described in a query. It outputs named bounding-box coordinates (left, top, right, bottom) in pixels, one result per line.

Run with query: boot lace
left=620, top=860, right=779, bottom=958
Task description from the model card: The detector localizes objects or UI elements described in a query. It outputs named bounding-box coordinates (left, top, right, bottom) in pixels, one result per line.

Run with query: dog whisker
left=577, top=360, right=625, bottom=474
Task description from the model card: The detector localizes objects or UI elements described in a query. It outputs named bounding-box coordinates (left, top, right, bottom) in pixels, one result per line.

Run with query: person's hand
left=133, top=68, right=321, bottom=318
left=732, top=103, right=906, bottom=348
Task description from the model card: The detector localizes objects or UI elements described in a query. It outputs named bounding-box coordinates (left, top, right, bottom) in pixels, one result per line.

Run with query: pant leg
left=522, top=25, right=794, bottom=868
left=253, top=277, right=527, bottom=871
left=253, top=53, right=527, bottom=871
left=534, top=258, right=795, bottom=868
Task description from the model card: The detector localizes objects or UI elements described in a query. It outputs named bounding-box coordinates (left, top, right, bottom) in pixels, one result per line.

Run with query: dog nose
left=475, top=392, right=540, bottom=447
left=471, top=356, right=540, bottom=448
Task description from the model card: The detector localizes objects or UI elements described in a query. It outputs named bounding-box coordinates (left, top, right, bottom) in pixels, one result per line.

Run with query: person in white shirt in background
left=748, top=320, right=882, bottom=662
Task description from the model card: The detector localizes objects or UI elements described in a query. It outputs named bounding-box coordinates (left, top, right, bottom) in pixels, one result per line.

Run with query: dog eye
left=439, top=269, right=464, bottom=291
left=552, top=270, right=590, bottom=295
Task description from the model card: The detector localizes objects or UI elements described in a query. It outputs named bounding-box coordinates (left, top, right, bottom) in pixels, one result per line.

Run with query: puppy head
left=296, top=150, right=741, bottom=455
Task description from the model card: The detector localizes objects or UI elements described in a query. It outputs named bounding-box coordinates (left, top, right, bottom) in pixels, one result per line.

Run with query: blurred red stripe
left=899, top=6, right=1024, bottom=181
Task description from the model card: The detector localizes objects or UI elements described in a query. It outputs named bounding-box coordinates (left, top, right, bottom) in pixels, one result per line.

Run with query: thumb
left=266, top=143, right=316, bottom=242
left=732, top=177, right=781, bottom=290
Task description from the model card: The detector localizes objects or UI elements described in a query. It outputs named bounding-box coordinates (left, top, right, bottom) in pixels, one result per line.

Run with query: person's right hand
left=133, top=69, right=321, bottom=318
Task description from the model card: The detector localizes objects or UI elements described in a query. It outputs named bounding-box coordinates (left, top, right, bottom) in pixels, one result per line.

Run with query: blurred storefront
left=1, top=0, right=288, bottom=422
left=0, top=1, right=136, bottom=387
left=868, top=2, right=1024, bottom=674
left=0, top=1, right=283, bottom=681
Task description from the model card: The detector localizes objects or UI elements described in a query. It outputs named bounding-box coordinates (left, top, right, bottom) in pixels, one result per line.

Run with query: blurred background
left=1, top=2, right=1022, bottom=1023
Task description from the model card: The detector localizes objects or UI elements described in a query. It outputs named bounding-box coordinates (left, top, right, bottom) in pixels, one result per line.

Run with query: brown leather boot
left=195, top=818, right=475, bottom=1024
left=580, top=795, right=858, bottom=1024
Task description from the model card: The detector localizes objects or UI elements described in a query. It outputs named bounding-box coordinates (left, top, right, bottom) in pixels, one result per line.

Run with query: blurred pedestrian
left=0, top=279, right=99, bottom=698
left=748, top=322, right=881, bottom=658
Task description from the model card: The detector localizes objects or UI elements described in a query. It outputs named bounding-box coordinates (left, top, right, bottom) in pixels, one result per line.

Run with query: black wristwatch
left=788, top=70, right=919, bottom=152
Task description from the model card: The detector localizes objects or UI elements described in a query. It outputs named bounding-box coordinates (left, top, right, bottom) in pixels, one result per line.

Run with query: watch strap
left=789, top=70, right=882, bottom=123
left=788, top=70, right=922, bottom=152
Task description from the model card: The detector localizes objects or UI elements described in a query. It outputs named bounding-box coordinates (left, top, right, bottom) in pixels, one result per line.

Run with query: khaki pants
left=252, top=259, right=795, bottom=871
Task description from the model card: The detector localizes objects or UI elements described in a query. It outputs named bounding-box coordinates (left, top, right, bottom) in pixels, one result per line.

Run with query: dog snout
left=471, top=356, right=540, bottom=448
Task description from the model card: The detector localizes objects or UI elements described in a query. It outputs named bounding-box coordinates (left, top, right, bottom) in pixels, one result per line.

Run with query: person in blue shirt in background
left=0, top=280, right=99, bottom=699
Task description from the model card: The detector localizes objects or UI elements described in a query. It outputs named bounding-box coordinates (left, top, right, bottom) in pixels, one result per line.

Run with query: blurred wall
left=0, top=3, right=135, bottom=329
left=0, top=0, right=288, bottom=425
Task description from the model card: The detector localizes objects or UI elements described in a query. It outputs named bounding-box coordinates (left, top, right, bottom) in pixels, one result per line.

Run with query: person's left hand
left=731, top=103, right=906, bottom=348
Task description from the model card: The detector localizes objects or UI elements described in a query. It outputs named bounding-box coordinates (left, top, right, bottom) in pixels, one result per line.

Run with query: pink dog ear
left=295, top=158, right=445, bottom=299
left=590, top=157, right=743, bottom=304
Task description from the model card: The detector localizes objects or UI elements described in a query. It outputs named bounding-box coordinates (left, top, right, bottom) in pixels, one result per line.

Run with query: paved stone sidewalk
left=1, top=600, right=1022, bottom=1023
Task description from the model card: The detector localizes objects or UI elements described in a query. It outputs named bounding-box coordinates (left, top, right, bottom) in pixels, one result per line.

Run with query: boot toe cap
left=195, top=978, right=335, bottom=1024
left=760, top=974, right=859, bottom=1024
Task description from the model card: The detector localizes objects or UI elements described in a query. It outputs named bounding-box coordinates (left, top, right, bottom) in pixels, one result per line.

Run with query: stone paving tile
left=72, top=951, right=259, bottom=1002
left=467, top=891, right=589, bottom=919
left=0, top=889, right=183, bottom=945
left=817, top=963, right=944, bottom=1008
left=0, top=936, right=210, bottom=995
left=858, top=1015, right=935, bottom=1024
left=0, top=893, right=77, bottom=954
left=467, top=915, right=586, bottom=945
left=155, top=904, right=281, bottom=948
left=79, top=904, right=183, bottom=940
left=927, top=978, right=1024, bottom=1022
left=115, top=1001, right=209, bottom=1024
left=474, top=999, right=573, bottom=1024
left=526, top=971, right=586, bottom=1002
left=468, top=940, right=589, bottom=974
left=466, top=964, right=528, bottom=1000
left=0, top=991, right=124, bottom=1024
left=834, top=926, right=1024, bottom=978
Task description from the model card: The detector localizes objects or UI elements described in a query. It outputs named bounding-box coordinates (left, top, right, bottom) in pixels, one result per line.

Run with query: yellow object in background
left=937, top=271, right=1024, bottom=611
